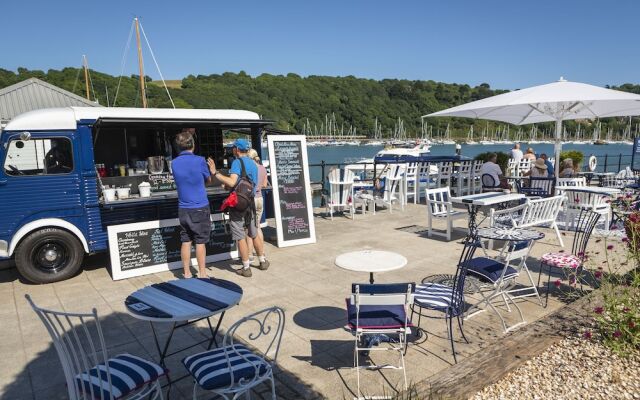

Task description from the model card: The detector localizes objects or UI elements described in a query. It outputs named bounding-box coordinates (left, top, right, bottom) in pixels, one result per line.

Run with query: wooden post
left=82, top=55, right=90, bottom=100
left=135, top=17, right=147, bottom=108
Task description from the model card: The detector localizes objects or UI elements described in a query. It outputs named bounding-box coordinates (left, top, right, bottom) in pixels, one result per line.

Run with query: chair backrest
left=571, top=209, right=601, bottom=259
left=25, top=295, right=112, bottom=400
left=327, top=168, right=354, bottom=206
left=417, top=162, right=431, bottom=177
left=518, top=177, right=556, bottom=197
left=425, top=187, right=451, bottom=216
left=565, top=190, right=601, bottom=210
left=517, top=159, right=532, bottom=175
left=472, top=160, right=483, bottom=176
left=519, top=195, right=565, bottom=225
left=384, top=164, right=405, bottom=201
left=405, top=162, right=418, bottom=179
left=351, top=283, right=414, bottom=329
left=437, top=162, right=453, bottom=178
left=557, top=177, right=587, bottom=188
left=482, top=173, right=498, bottom=189
left=221, top=307, right=285, bottom=391
left=451, top=236, right=479, bottom=312
left=458, top=160, right=472, bottom=176
left=507, top=159, right=518, bottom=176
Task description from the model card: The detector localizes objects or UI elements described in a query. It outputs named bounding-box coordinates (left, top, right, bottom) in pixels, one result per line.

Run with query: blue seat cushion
left=346, top=299, right=412, bottom=329
left=183, top=344, right=270, bottom=391
left=414, top=283, right=455, bottom=309
left=463, top=257, right=518, bottom=283
left=75, top=353, right=166, bottom=400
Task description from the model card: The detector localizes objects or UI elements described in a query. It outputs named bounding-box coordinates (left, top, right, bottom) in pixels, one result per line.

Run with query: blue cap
left=233, top=138, right=251, bottom=151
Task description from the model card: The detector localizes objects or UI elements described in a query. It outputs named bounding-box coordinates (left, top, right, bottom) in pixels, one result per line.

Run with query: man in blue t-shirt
left=208, top=138, right=269, bottom=278
left=172, top=130, right=214, bottom=278
left=540, top=153, right=555, bottom=176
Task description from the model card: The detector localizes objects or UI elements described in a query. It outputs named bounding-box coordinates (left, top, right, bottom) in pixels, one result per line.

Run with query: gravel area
left=472, top=336, right=640, bottom=400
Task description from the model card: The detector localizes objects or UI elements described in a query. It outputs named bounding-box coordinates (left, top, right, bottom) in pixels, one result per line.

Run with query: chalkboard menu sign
left=632, top=137, right=640, bottom=172
left=148, top=173, right=176, bottom=192
left=107, top=213, right=237, bottom=280
left=267, top=135, right=316, bottom=247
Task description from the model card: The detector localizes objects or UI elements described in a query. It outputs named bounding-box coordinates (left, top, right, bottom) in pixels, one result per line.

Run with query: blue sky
left=3, top=0, right=639, bottom=89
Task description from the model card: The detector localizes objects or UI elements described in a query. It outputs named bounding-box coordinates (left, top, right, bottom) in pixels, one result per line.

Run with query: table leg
left=467, top=204, right=479, bottom=237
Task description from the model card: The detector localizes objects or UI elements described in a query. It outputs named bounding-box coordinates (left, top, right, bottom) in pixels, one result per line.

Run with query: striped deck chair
left=183, top=307, right=285, bottom=400
left=25, top=295, right=165, bottom=400
left=411, top=237, right=477, bottom=363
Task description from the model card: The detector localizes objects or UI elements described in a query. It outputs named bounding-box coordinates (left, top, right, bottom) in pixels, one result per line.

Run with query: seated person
left=524, top=158, right=549, bottom=178
left=523, top=147, right=537, bottom=161
left=560, top=158, right=576, bottom=178
left=540, top=153, right=555, bottom=176
left=44, top=140, right=72, bottom=174
left=480, top=153, right=510, bottom=189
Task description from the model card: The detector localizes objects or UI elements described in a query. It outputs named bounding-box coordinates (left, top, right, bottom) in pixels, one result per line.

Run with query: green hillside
left=1, top=67, right=636, bottom=136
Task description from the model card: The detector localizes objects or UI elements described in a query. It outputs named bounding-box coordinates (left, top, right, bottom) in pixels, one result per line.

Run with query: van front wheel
left=15, top=228, right=84, bottom=284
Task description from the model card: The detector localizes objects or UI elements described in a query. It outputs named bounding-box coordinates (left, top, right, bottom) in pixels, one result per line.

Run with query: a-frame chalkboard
left=267, top=135, right=316, bottom=247
left=107, top=213, right=237, bottom=280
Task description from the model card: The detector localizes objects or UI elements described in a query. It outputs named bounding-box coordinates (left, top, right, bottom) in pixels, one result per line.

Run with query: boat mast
left=134, top=17, right=148, bottom=108
left=82, top=55, right=91, bottom=100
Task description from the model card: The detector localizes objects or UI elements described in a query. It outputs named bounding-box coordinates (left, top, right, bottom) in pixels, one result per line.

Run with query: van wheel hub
left=35, top=242, right=67, bottom=272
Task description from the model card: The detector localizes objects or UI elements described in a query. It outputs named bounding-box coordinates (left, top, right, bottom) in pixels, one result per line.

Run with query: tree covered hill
left=1, top=67, right=636, bottom=136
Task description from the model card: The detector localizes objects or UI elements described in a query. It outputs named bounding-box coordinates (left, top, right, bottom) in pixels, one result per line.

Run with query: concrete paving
left=0, top=202, right=619, bottom=399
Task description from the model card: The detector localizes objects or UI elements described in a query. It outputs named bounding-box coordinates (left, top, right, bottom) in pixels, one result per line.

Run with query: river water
left=307, top=142, right=635, bottom=182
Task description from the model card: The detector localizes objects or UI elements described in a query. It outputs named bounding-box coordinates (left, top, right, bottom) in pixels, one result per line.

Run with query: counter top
left=100, top=186, right=229, bottom=206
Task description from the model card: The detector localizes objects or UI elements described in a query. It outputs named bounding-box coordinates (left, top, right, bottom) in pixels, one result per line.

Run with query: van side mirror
left=19, top=131, right=31, bottom=141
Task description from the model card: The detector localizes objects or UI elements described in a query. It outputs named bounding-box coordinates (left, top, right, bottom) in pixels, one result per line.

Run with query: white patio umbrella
left=424, top=78, right=640, bottom=177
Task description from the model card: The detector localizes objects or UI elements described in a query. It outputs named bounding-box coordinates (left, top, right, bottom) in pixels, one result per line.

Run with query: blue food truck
left=0, top=107, right=270, bottom=283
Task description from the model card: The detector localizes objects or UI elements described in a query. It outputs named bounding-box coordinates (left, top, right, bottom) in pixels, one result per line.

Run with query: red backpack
left=221, top=158, right=255, bottom=213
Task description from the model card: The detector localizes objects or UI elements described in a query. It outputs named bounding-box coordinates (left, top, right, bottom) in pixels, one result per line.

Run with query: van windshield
left=4, top=137, right=73, bottom=176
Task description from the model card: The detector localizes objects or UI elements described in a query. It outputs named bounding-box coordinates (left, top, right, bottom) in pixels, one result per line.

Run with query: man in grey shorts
left=208, top=138, right=269, bottom=277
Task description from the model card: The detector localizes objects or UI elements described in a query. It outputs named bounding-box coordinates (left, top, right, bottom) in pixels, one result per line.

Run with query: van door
left=0, top=131, right=86, bottom=282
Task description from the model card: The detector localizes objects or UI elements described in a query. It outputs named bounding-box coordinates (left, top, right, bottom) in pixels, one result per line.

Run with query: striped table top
left=125, top=278, right=243, bottom=322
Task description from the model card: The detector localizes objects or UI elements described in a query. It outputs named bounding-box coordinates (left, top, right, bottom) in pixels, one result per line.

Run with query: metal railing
left=580, top=153, right=632, bottom=173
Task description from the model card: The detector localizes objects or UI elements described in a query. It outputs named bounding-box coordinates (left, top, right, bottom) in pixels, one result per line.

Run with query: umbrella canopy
left=424, top=78, right=640, bottom=177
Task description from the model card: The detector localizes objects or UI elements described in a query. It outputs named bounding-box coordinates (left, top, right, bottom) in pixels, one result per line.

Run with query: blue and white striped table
left=125, top=278, right=243, bottom=322
left=125, top=278, right=243, bottom=392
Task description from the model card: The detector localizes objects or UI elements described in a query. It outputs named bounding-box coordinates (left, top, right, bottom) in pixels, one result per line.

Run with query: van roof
left=3, top=107, right=264, bottom=131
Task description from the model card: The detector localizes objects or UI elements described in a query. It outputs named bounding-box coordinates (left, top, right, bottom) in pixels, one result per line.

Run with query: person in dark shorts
left=172, top=130, right=214, bottom=278
left=208, top=138, right=269, bottom=278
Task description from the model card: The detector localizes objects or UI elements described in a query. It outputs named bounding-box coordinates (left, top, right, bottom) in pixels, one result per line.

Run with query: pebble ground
left=472, top=336, right=640, bottom=400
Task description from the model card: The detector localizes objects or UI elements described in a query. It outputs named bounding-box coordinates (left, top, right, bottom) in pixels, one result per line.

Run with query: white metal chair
left=471, top=160, right=484, bottom=193
left=490, top=195, right=566, bottom=247
left=403, top=162, right=418, bottom=204
left=25, top=295, right=165, bottom=400
left=564, top=190, right=611, bottom=231
left=183, top=307, right=285, bottom=400
left=517, top=159, right=532, bottom=177
left=326, top=168, right=356, bottom=220
left=507, top=158, right=518, bottom=177
left=455, top=160, right=473, bottom=196
left=425, top=187, right=467, bottom=241
left=346, top=283, right=414, bottom=397
left=375, top=164, right=405, bottom=212
left=436, top=162, right=453, bottom=190
left=555, top=177, right=587, bottom=193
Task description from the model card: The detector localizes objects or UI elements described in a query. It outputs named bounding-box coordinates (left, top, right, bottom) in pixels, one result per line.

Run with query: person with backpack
left=207, top=138, right=269, bottom=277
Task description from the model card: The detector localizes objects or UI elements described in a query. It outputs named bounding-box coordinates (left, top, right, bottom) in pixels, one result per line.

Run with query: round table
left=476, top=227, right=545, bottom=242
left=125, top=278, right=243, bottom=389
left=335, top=250, right=407, bottom=284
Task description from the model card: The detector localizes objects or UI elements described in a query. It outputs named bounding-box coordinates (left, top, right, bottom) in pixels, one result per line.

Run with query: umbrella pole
left=554, top=118, right=562, bottom=179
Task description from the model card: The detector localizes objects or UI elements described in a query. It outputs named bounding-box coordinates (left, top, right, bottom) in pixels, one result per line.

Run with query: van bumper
left=0, top=240, right=8, bottom=258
